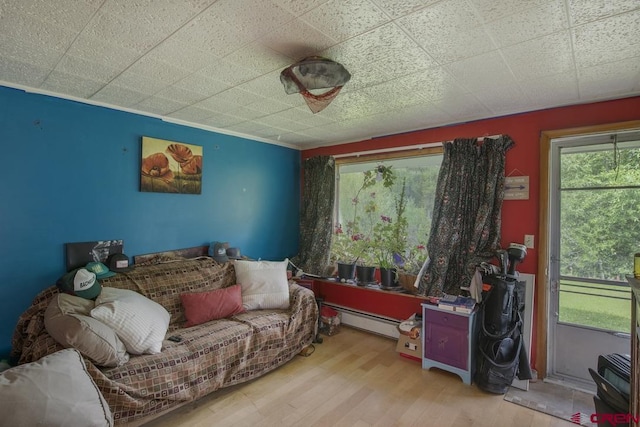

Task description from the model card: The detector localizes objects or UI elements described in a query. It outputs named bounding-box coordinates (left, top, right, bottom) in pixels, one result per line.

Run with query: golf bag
left=475, top=274, right=532, bottom=394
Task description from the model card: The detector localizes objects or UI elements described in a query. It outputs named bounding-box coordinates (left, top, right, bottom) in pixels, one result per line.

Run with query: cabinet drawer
left=426, top=309, right=468, bottom=330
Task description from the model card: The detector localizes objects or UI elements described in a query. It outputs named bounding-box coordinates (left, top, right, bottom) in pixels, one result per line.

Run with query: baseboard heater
left=322, top=303, right=401, bottom=339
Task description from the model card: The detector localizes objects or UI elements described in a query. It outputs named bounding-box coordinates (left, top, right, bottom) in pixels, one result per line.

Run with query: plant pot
left=337, top=262, right=356, bottom=281
left=356, top=265, right=376, bottom=286
left=379, top=267, right=397, bottom=288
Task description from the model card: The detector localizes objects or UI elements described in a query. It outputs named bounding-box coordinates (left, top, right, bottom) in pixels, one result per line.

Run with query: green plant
left=371, top=178, right=408, bottom=269
left=331, top=165, right=395, bottom=265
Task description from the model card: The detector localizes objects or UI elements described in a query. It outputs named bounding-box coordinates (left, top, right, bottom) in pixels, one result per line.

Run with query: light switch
left=524, top=235, right=534, bottom=249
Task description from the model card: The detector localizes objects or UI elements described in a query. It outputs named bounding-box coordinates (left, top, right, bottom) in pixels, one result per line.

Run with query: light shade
left=280, top=56, right=351, bottom=113
left=280, top=56, right=351, bottom=95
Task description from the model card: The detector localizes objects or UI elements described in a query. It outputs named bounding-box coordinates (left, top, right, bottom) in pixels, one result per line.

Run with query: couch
left=10, top=257, right=319, bottom=425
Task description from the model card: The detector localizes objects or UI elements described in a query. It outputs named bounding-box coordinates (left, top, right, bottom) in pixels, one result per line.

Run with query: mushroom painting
left=140, top=137, right=203, bottom=194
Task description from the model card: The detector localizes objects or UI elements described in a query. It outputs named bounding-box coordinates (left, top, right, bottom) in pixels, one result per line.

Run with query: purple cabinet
left=422, top=303, right=477, bottom=384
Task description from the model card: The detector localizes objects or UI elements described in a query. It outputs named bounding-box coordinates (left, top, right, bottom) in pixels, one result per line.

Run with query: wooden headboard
left=133, top=245, right=209, bottom=265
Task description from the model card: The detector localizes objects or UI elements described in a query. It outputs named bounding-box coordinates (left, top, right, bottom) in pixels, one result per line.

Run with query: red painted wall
left=301, top=96, right=640, bottom=368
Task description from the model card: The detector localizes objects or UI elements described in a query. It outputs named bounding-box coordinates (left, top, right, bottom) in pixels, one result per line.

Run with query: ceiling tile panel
left=446, top=50, right=516, bottom=91
left=1, top=1, right=639, bottom=148
left=398, top=0, right=497, bottom=64
left=260, top=19, right=338, bottom=59
left=90, top=85, right=150, bottom=107
left=519, top=71, right=580, bottom=108
left=300, top=0, right=389, bottom=42
left=271, top=0, right=331, bottom=17
left=482, top=0, right=568, bottom=48
left=371, top=0, right=440, bottom=19
left=83, top=11, right=168, bottom=54
left=502, top=31, right=574, bottom=81
left=0, top=57, right=49, bottom=87
left=568, top=0, right=640, bottom=25
left=572, top=10, right=640, bottom=68
left=40, top=70, right=104, bottom=98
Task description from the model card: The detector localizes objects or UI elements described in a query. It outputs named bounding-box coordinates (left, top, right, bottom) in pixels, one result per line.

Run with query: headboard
left=133, top=246, right=209, bottom=266
left=65, top=240, right=124, bottom=272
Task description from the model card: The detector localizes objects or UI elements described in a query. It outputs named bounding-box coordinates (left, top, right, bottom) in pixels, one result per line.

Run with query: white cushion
left=233, top=259, right=290, bottom=310
left=45, top=293, right=129, bottom=367
left=91, top=287, right=170, bottom=355
left=0, top=348, right=113, bottom=427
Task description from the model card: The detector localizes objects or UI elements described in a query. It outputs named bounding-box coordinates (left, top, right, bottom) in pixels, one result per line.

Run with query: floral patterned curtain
left=419, top=136, right=515, bottom=296
left=293, top=155, right=335, bottom=276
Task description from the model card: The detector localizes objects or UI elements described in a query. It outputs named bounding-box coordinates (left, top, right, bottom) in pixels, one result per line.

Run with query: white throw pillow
left=233, top=259, right=290, bottom=310
left=91, top=287, right=170, bottom=355
left=0, top=348, right=113, bottom=427
left=45, top=293, right=129, bottom=367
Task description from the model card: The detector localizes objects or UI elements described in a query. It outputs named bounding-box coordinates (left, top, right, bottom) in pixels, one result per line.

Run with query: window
left=331, top=148, right=443, bottom=271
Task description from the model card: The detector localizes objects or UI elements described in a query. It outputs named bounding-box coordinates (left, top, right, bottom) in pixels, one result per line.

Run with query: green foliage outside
left=331, top=156, right=442, bottom=273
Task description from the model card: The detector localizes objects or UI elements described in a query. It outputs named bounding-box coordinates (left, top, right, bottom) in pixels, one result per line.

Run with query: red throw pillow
left=180, top=285, right=245, bottom=327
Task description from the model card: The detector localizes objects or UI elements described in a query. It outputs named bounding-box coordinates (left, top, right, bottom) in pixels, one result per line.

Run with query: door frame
left=536, top=120, right=640, bottom=379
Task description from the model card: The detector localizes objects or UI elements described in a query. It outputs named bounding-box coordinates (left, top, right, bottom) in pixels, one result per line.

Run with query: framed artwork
left=140, top=136, right=202, bottom=194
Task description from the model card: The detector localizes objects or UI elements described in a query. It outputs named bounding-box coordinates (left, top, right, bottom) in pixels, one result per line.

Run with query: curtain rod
left=333, top=134, right=502, bottom=159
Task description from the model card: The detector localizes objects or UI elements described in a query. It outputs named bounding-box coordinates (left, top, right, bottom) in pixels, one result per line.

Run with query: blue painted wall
left=0, top=86, right=300, bottom=358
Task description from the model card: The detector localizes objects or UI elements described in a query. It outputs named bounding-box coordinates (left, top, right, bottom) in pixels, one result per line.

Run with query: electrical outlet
left=524, top=234, right=534, bottom=249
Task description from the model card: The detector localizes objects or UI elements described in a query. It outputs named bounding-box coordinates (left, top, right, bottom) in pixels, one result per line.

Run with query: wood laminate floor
left=142, top=327, right=576, bottom=427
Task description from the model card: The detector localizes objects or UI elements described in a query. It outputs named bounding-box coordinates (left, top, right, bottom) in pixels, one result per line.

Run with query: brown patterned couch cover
left=11, top=258, right=319, bottom=425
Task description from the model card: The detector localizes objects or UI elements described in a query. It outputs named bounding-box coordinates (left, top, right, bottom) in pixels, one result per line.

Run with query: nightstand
left=422, top=303, right=478, bottom=384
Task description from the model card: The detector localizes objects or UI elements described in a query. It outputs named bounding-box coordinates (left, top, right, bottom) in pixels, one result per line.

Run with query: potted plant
left=397, top=244, right=428, bottom=294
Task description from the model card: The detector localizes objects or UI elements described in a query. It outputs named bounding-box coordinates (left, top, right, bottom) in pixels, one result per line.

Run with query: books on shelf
left=437, top=295, right=476, bottom=313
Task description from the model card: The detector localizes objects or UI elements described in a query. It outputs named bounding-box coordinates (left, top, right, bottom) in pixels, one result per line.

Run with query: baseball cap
left=85, top=261, right=116, bottom=279
left=209, top=241, right=229, bottom=263
left=57, top=268, right=102, bottom=300
left=107, top=253, right=133, bottom=272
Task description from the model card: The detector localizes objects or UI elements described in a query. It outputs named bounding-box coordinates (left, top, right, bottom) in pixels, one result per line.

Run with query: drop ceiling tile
left=577, top=58, right=640, bottom=99
left=55, top=55, right=123, bottom=84
left=197, top=59, right=261, bottom=87
left=372, top=0, right=440, bottom=19
left=40, top=70, right=104, bottom=99
left=166, top=106, right=215, bottom=122
left=83, top=10, right=167, bottom=54
left=255, top=114, right=310, bottom=132
left=278, top=106, right=336, bottom=127
left=171, top=14, right=251, bottom=57
left=223, top=106, right=267, bottom=121
left=109, top=71, right=167, bottom=96
left=483, top=0, right=568, bottom=48
left=446, top=50, right=516, bottom=91
left=435, top=93, right=493, bottom=122
left=519, top=71, right=579, bottom=108
left=468, top=0, right=548, bottom=22
left=260, top=19, right=338, bottom=59
left=153, top=86, right=207, bottom=104
left=473, top=84, right=532, bottom=115
left=173, top=74, right=231, bottom=98
left=143, top=37, right=221, bottom=73
left=200, top=113, right=245, bottom=128
left=0, top=10, right=77, bottom=53
left=2, top=0, right=100, bottom=32
left=99, top=0, right=211, bottom=30
left=65, top=33, right=142, bottom=71
left=133, top=95, right=188, bottom=116
left=0, top=33, right=64, bottom=68
left=572, top=10, right=640, bottom=68
left=245, top=98, right=293, bottom=116
left=398, top=0, right=497, bottom=64
left=397, top=67, right=466, bottom=102
left=90, top=85, right=151, bottom=107
left=271, top=0, right=331, bottom=16
left=300, top=0, right=389, bottom=42
left=126, top=56, right=191, bottom=86
left=502, top=31, right=574, bottom=81
left=568, top=0, right=640, bottom=25
left=0, top=57, right=49, bottom=87
left=208, top=0, right=296, bottom=41
left=224, top=43, right=293, bottom=74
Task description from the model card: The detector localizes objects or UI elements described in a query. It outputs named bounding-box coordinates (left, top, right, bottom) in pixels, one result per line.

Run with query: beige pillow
left=233, top=259, right=290, bottom=310
left=0, top=348, right=113, bottom=426
left=44, top=293, right=129, bottom=367
left=91, top=287, right=170, bottom=355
